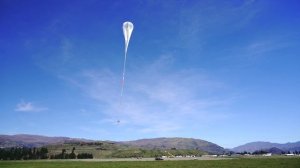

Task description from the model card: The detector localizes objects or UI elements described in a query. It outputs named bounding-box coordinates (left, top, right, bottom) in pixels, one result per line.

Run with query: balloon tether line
left=120, top=50, right=127, bottom=107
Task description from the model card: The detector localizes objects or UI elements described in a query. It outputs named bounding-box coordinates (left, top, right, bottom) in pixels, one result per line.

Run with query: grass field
left=0, top=158, right=300, bottom=168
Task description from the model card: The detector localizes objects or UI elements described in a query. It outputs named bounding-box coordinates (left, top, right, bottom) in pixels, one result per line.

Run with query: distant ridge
left=0, top=134, right=92, bottom=148
left=232, top=141, right=300, bottom=153
left=122, top=137, right=225, bottom=154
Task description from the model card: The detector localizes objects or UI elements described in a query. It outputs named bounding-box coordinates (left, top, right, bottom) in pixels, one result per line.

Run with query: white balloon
left=123, top=21, right=134, bottom=55
left=120, top=21, right=134, bottom=103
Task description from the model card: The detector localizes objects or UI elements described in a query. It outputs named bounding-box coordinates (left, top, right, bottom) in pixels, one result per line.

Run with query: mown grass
left=0, top=158, right=299, bottom=168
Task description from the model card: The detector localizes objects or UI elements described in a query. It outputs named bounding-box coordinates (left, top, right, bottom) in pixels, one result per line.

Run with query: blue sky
left=1, top=0, right=300, bottom=148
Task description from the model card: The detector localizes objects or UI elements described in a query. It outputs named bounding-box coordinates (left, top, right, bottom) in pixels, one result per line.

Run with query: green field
left=0, top=158, right=300, bottom=168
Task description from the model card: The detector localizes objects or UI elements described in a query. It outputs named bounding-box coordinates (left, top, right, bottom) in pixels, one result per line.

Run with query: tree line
left=237, top=150, right=300, bottom=155
left=0, top=147, right=93, bottom=160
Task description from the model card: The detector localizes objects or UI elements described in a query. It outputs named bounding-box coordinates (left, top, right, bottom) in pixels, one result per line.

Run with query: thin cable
left=120, top=50, right=127, bottom=101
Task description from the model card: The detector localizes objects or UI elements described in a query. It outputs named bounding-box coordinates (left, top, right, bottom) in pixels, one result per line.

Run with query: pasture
left=0, top=157, right=300, bottom=168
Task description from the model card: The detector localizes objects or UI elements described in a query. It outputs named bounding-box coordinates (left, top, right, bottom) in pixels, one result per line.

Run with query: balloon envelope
left=123, top=21, right=134, bottom=55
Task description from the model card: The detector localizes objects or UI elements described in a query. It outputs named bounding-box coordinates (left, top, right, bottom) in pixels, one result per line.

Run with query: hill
left=45, top=140, right=208, bottom=158
left=0, top=134, right=92, bottom=148
left=122, top=137, right=225, bottom=154
left=232, top=141, right=300, bottom=153
left=265, top=147, right=285, bottom=154
left=0, top=134, right=224, bottom=156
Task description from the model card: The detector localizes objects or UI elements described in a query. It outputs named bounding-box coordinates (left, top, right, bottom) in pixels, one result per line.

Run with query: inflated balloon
left=123, top=21, right=134, bottom=56
left=121, top=21, right=134, bottom=98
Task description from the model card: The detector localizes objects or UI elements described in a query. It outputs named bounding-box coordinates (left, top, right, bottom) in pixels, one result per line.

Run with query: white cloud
left=176, top=0, right=260, bottom=49
left=225, top=36, right=294, bottom=64
left=62, top=55, right=233, bottom=136
left=15, top=100, right=47, bottom=112
left=245, top=39, right=290, bottom=57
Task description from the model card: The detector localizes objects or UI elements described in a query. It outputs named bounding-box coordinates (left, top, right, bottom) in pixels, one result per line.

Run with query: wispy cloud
left=15, top=100, right=47, bottom=112
left=176, top=0, right=261, bottom=50
left=245, top=38, right=291, bottom=58
left=63, top=55, right=233, bottom=135
left=226, top=36, right=295, bottom=64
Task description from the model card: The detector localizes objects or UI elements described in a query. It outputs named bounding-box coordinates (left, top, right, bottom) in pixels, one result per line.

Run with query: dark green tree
left=61, top=149, right=66, bottom=159
left=69, top=147, right=76, bottom=159
left=40, top=147, right=48, bottom=159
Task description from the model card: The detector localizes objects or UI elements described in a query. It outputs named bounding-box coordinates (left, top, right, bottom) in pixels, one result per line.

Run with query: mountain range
left=1, top=134, right=299, bottom=154
left=232, top=141, right=300, bottom=153
left=0, top=134, right=225, bottom=154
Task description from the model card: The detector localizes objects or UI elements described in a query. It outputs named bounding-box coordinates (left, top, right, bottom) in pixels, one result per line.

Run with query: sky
left=0, top=0, right=300, bottom=148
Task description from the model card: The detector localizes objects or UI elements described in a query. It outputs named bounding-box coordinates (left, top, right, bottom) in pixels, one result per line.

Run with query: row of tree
left=49, top=147, right=92, bottom=159
left=237, top=150, right=300, bottom=155
left=0, top=147, right=93, bottom=160
left=282, top=151, right=300, bottom=155
left=0, top=147, right=48, bottom=160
